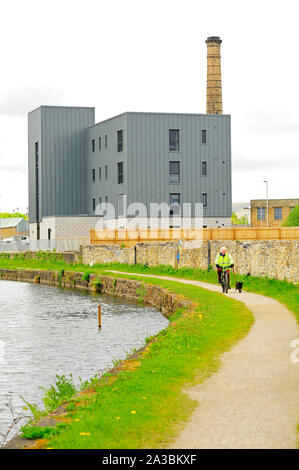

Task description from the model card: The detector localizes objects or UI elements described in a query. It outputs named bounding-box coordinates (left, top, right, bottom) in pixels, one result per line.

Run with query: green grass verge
left=46, top=276, right=253, bottom=449
left=0, top=254, right=254, bottom=448
left=98, top=262, right=299, bottom=324
left=1, top=253, right=297, bottom=323
left=1, top=253, right=298, bottom=448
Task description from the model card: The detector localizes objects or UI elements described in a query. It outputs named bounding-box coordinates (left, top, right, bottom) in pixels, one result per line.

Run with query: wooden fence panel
left=90, top=226, right=299, bottom=245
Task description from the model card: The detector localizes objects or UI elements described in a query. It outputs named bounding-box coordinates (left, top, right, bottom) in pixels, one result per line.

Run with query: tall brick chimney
left=206, top=36, right=223, bottom=114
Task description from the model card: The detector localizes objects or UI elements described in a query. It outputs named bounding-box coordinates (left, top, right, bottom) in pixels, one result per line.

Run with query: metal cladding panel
left=126, top=112, right=232, bottom=218
left=29, top=108, right=231, bottom=224
left=38, top=106, right=94, bottom=219
left=28, top=107, right=41, bottom=223
left=87, top=114, right=128, bottom=216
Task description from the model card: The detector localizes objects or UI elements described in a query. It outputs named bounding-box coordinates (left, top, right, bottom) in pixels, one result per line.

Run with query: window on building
left=202, top=193, right=207, bottom=207
left=202, top=161, right=207, bottom=176
left=92, top=139, right=95, bottom=152
left=201, top=130, right=207, bottom=144
left=169, top=129, right=180, bottom=151
left=117, top=162, right=124, bottom=184
left=274, top=207, right=282, bottom=220
left=92, top=169, right=95, bottom=181
left=99, top=137, right=101, bottom=151
left=105, top=165, right=108, bottom=179
left=105, top=135, right=108, bottom=149
left=105, top=196, right=108, bottom=203
left=99, top=167, right=101, bottom=180
left=257, top=207, right=266, bottom=220
left=117, top=194, right=125, bottom=217
left=117, top=130, right=123, bottom=152
left=99, top=197, right=102, bottom=205
left=169, top=161, right=180, bottom=183
left=48, top=228, right=51, bottom=240
left=92, top=198, right=96, bottom=211
left=170, top=193, right=180, bottom=216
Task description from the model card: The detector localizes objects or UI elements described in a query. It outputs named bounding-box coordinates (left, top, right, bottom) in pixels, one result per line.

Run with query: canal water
left=0, top=280, right=168, bottom=439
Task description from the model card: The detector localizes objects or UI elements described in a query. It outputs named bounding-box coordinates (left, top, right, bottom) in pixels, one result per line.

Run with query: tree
left=0, top=212, right=27, bottom=219
left=231, top=211, right=246, bottom=225
left=283, top=205, right=299, bottom=227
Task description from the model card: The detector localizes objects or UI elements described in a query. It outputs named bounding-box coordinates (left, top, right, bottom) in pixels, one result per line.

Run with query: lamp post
left=263, top=180, right=269, bottom=228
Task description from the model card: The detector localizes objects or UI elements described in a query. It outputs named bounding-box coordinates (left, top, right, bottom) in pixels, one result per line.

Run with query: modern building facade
left=28, top=105, right=96, bottom=239
left=250, top=199, right=299, bottom=227
left=28, top=108, right=232, bottom=239
left=28, top=36, right=232, bottom=241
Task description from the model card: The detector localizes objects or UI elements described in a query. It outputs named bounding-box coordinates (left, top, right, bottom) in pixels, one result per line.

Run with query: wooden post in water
left=98, top=305, right=101, bottom=328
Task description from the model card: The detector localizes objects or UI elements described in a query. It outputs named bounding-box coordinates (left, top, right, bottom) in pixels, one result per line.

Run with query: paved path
left=108, top=271, right=299, bottom=449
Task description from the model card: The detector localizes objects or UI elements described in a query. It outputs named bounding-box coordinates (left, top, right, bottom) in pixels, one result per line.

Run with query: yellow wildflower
left=131, top=410, right=136, bottom=414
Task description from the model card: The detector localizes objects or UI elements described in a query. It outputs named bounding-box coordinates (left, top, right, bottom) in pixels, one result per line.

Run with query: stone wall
left=81, top=240, right=299, bottom=283
left=0, top=251, right=77, bottom=264
left=2, top=238, right=297, bottom=283
left=207, top=240, right=299, bottom=283
left=82, top=244, right=135, bottom=265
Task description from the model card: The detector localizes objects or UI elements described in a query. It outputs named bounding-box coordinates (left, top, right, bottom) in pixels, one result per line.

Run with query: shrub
left=283, top=204, right=299, bottom=227
left=41, top=374, right=77, bottom=412
left=92, top=276, right=103, bottom=291
left=81, top=272, right=90, bottom=283
left=21, top=425, right=58, bottom=440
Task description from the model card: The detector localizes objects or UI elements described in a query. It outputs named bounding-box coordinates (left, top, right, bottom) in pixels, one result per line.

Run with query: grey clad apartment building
left=28, top=107, right=232, bottom=240
left=28, top=37, right=231, bottom=241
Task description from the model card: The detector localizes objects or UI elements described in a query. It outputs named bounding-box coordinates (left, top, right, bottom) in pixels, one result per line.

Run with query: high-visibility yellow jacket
left=215, top=252, right=234, bottom=268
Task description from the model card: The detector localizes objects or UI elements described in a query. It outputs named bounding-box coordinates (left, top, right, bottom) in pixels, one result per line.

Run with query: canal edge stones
left=0, top=269, right=190, bottom=317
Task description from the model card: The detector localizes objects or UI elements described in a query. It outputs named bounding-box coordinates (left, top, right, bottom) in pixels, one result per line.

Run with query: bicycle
left=220, top=265, right=231, bottom=293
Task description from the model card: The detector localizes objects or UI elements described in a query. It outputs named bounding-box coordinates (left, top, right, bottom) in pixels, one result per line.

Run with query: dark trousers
left=217, top=268, right=230, bottom=284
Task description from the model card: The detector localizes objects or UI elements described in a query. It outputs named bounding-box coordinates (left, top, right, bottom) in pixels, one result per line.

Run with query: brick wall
left=251, top=199, right=299, bottom=228
left=0, top=227, right=17, bottom=239
left=30, top=216, right=101, bottom=240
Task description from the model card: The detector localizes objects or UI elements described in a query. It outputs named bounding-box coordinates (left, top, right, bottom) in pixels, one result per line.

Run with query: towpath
left=108, top=271, right=299, bottom=449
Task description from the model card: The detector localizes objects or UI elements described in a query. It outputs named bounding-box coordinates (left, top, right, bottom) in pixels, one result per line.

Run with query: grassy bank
left=38, top=276, right=253, bottom=449
left=0, top=253, right=298, bottom=322
left=101, top=263, right=299, bottom=324
left=0, top=255, right=254, bottom=448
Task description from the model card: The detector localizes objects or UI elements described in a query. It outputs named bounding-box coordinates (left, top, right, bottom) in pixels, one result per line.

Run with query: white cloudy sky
left=0, top=0, right=298, bottom=212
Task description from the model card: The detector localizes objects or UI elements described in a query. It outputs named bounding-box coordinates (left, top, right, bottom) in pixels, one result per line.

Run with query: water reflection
left=0, top=280, right=168, bottom=437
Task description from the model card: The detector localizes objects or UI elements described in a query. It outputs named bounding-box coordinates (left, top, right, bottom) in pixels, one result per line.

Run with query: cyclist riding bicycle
left=215, top=246, right=234, bottom=289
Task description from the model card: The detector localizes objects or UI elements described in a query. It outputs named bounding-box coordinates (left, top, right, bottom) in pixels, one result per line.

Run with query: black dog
left=235, top=281, right=243, bottom=293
